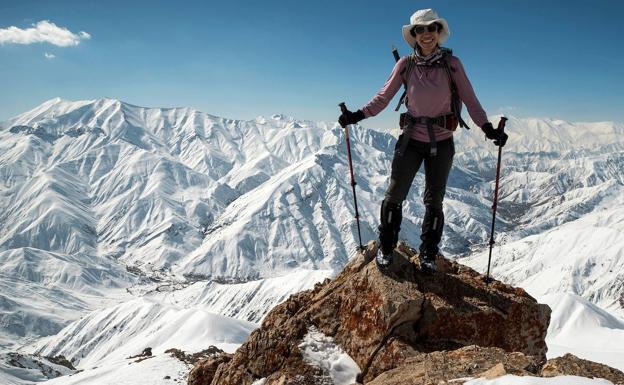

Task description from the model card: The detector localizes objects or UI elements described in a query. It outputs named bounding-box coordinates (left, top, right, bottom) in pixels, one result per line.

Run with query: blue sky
left=1, top=0, right=623, bottom=130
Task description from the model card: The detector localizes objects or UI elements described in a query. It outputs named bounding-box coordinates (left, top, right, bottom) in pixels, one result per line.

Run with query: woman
left=339, top=8, right=507, bottom=272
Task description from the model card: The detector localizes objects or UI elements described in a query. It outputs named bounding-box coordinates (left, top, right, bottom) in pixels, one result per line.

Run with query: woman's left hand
left=481, top=123, right=508, bottom=147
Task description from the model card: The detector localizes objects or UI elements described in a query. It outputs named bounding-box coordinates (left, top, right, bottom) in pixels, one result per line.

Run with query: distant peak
left=41, top=97, right=65, bottom=106
left=95, top=97, right=121, bottom=104
left=270, top=114, right=294, bottom=121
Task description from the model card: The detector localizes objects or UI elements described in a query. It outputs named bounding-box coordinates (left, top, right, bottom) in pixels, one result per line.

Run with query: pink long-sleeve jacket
left=361, top=55, right=488, bottom=142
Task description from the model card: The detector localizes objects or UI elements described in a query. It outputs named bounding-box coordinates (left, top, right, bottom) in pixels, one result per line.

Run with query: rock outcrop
left=189, top=241, right=624, bottom=384
left=193, top=241, right=556, bottom=385
left=366, top=345, right=539, bottom=385
left=183, top=346, right=233, bottom=385
left=189, top=242, right=624, bottom=385
left=187, top=352, right=233, bottom=385
left=541, top=354, right=624, bottom=384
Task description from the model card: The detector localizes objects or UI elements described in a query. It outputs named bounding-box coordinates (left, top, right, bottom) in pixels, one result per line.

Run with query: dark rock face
left=192, top=241, right=554, bottom=385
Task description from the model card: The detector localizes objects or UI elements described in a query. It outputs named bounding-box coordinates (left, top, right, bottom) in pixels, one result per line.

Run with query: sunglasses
left=412, top=24, right=440, bottom=35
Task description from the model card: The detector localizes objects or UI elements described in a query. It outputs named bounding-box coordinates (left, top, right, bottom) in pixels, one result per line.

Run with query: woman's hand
left=338, top=109, right=365, bottom=127
left=481, top=122, right=508, bottom=147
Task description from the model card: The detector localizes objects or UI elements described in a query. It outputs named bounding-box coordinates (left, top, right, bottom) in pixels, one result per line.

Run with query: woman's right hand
left=338, top=109, right=365, bottom=127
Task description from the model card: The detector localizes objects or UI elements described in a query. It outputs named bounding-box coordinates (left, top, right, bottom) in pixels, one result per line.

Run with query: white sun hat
left=402, top=8, right=450, bottom=48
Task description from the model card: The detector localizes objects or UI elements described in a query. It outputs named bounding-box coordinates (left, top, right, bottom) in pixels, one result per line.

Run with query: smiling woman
left=339, top=8, right=508, bottom=272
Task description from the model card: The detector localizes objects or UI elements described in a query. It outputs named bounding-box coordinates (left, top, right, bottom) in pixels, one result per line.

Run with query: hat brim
left=402, top=18, right=450, bottom=49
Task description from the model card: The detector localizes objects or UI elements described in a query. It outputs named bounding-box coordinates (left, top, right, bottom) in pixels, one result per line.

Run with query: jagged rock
left=128, top=347, right=152, bottom=359
left=541, top=353, right=624, bottom=384
left=168, top=346, right=226, bottom=365
left=367, top=345, right=538, bottom=385
left=187, top=351, right=233, bottom=385
left=197, top=241, right=551, bottom=385
left=45, top=355, right=76, bottom=370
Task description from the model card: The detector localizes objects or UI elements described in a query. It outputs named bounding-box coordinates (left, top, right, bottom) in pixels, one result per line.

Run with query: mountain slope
left=461, top=187, right=624, bottom=315
left=0, top=247, right=134, bottom=350
left=542, top=293, right=624, bottom=371
left=33, top=297, right=256, bottom=368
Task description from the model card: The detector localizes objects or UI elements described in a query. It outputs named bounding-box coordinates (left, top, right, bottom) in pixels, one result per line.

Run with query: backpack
left=394, top=50, right=469, bottom=130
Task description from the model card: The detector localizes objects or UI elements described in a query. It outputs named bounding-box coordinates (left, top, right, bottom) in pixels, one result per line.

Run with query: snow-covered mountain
left=1, top=98, right=381, bottom=280
left=462, top=188, right=624, bottom=313
left=31, top=269, right=331, bottom=367
left=541, top=292, right=624, bottom=371
left=34, top=296, right=256, bottom=369
left=0, top=247, right=133, bottom=348
left=1, top=98, right=624, bottom=384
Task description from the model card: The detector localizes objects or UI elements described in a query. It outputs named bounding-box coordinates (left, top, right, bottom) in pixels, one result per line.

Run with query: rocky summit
left=188, top=241, right=622, bottom=384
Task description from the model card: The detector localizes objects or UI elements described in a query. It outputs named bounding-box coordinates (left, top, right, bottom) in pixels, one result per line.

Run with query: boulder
left=202, top=241, right=551, bottom=385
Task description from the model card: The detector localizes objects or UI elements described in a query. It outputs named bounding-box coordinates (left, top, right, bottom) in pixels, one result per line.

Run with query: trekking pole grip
left=497, top=117, right=508, bottom=132
left=392, top=45, right=400, bottom=62
left=338, top=102, right=349, bottom=128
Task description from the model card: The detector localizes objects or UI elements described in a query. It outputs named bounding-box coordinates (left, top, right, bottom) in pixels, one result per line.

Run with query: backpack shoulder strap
left=441, top=54, right=469, bottom=129
left=395, top=55, right=416, bottom=111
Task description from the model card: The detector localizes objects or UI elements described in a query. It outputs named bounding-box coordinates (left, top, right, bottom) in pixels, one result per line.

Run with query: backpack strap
left=441, top=56, right=470, bottom=129
left=394, top=55, right=416, bottom=111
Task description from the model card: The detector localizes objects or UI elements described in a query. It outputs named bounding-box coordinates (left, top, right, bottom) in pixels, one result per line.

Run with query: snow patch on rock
left=298, top=326, right=360, bottom=385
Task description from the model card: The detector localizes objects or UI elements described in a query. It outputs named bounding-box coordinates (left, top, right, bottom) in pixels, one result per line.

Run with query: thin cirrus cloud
left=0, top=20, right=90, bottom=47
left=44, top=52, right=55, bottom=59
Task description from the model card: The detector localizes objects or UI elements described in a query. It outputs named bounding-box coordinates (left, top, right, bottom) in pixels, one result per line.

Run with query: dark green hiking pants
left=379, top=135, right=455, bottom=256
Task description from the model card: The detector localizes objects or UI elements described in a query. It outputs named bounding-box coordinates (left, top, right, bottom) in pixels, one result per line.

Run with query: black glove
left=481, top=122, right=508, bottom=147
left=338, top=109, right=365, bottom=127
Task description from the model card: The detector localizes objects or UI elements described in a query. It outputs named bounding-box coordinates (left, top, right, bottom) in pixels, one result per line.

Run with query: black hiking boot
left=375, top=247, right=393, bottom=270
left=419, top=253, right=437, bottom=273
left=377, top=199, right=401, bottom=271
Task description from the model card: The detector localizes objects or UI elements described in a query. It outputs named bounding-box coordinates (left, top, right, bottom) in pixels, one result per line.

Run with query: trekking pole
left=392, top=45, right=400, bottom=62
left=338, top=102, right=364, bottom=251
left=485, top=117, right=508, bottom=285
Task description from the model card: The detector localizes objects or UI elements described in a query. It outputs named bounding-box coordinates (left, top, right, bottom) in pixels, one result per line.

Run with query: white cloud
left=44, top=52, right=55, bottom=59
left=0, top=20, right=90, bottom=47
